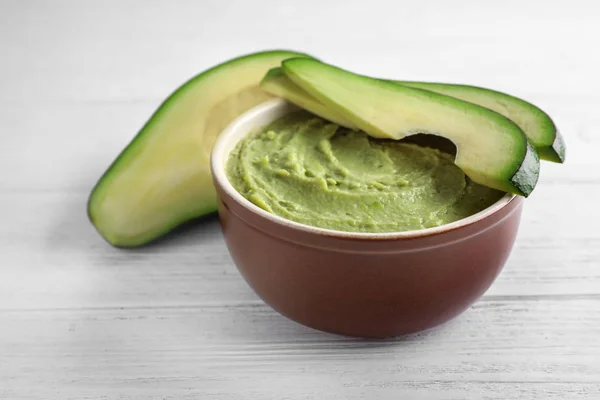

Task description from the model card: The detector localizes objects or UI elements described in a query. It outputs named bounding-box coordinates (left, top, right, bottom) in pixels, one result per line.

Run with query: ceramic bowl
left=210, top=98, right=523, bottom=338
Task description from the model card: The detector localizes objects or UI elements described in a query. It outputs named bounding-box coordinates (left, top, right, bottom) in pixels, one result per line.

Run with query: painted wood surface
left=1, top=0, right=599, bottom=398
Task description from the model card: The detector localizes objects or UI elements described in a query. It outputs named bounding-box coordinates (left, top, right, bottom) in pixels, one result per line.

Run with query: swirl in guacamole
left=226, top=111, right=505, bottom=233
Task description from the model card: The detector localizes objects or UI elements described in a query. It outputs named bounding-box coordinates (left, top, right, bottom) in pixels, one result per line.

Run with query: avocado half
left=88, top=50, right=314, bottom=247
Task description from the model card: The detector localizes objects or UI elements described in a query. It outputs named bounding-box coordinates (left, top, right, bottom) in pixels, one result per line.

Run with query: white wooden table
left=1, top=1, right=599, bottom=398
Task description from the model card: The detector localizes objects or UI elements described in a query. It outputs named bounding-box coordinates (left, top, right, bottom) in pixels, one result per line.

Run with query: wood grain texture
left=1, top=0, right=600, bottom=399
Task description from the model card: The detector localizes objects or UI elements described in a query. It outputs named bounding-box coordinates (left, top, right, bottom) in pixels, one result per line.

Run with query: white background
left=1, top=0, right=599, bottom=398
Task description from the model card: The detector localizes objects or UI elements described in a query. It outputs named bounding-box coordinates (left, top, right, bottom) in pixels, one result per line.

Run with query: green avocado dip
left=226, top=111, right=505, bottom=233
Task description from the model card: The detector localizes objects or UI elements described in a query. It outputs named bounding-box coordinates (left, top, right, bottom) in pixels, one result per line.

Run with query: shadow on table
left=207, top=292, right=459, bottom=348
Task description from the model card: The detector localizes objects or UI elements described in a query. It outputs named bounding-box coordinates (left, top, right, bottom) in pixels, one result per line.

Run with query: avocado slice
left=88, top=50, right=314, bottom=247
left=281, top=58, right=539, bottom=197
left=261, top=67, right=564, bottom=163
left=394, top=81, right=565, bottom=163
left=260, top=67, right=356, bottom=128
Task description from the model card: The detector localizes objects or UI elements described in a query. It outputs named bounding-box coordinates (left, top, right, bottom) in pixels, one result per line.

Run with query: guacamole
left=226, top=111, right=505, bottom=233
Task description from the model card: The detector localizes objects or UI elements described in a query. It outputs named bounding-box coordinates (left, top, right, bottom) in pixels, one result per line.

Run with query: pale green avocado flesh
left=280, top=58, right=540, bottom=197
left=87, top=50, right=314, bottom=247
left=226, top=111, right=505, bottom=233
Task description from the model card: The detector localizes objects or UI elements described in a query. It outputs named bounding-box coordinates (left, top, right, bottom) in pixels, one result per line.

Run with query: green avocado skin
left=87, top=50, right=314, bottom=248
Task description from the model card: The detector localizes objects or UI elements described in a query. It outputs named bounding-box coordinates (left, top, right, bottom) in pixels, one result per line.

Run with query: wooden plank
left=1, top=299, right=599, bottom=399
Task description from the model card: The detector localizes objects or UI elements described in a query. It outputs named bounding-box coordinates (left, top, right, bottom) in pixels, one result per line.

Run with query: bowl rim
left=211, top=98, right=517, bottom=240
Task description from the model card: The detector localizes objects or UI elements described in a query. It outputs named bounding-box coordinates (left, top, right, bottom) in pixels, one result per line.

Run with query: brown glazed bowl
left=210, top=98, right=524, bottom=338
